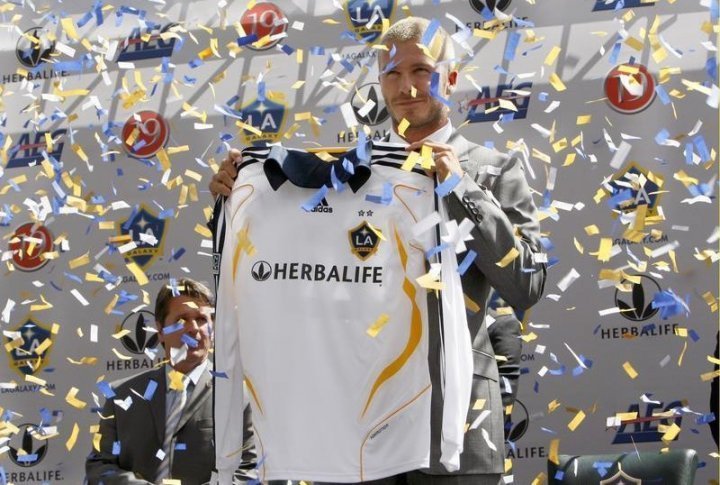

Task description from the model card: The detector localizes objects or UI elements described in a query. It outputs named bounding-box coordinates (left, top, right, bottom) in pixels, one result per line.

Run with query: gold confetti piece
left=398, top=118, right=410, bottom=137
left=126, top=262, right=149, bottom=286
left=69, top=252, right=90, bottom=269
left=367, top=314, right=390, bottom=337
left=520, top=332, right=538, bottom=343
left=111, top=348, right=132, bottom=361
left=625, top=36, right=644, bottom=51
left=30, top=294, right=53, bottom=312
left=66, top=387, right=87, bottom=409
left=112, top=329, right=132, bottom=339
left=167, top=145, right=190, bottom=155
left=35, top=338, right=52, bottom=356
left=568, top=410, right=586, bottom=431
left=563, top=153, right=576, bottom=166
left=156, top=148, right=171, bottom=171
left=162, top=480, right=182, bottom=485
left=573, top=237, right=584, bottom=254
left=496, top=247, right=520, bottom=268
left=548, top=400, right=561, bottom=413
left=65, top=422, right=79, bottom=451
left=623, top=361, right=638, bottom=379
left=548, top=438, right=560, bottom=465
left=473, top=28, right=497, bottom=40
left=401, top=151, right=421, bottom=171
left=584, top=224, right=599, bottom=236
left=552, top=138, right=568, bottom=153
left=464, top=294, right=481, bottom=314
left=576, top=115, right=592, bottom=125
left=322, top=18, right=340, bottom=24
left=594, top=238, right=613, bottom=262
left=67, top=356, right=98, bottom=365
left=26, top=374, right=47, bottom=386
left=291, top=80, right=305, bottom=89
left=701, top=370, right=720, bottom=381
left=531, top=473, right=547, bottom=485
left=472, top=399, right=486, bottom=410
left=60, top=17, right=79, bottom=40
left=195, top=224, right=212, bottom=238
left=104, top=294, right=119, bottom=315
left=416, top=272, right=444, bottom=291
left=544, top=46, right=562, bottom=65
left=168, top=369, right=186, bottom=391
left=661, top=422, right=681, bottom=443
left=678, top=340, right=688, bottom=366
left=549, top=72, right=566, bottom=91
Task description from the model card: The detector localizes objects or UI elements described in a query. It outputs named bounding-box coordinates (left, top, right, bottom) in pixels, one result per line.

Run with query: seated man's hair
left=154, top=278, right=214, bottom=325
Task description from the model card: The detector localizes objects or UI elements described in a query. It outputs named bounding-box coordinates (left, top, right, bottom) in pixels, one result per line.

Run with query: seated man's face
left=157, top=295, right=213, bottom=374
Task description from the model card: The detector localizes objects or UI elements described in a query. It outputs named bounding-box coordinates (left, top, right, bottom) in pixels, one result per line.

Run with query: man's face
left=157, top=295, right=213, bottom=373
left=378, top=40, right=454, bottom=132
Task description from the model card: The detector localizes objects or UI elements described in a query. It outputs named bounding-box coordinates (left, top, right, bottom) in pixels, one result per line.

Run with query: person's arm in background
left=85, top=398, right=152, bottom=485
left=486, top=303, right=523, bottom=440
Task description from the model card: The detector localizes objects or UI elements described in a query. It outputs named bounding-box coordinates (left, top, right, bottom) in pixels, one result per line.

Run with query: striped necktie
left=155, top=376, right=190, bottom=482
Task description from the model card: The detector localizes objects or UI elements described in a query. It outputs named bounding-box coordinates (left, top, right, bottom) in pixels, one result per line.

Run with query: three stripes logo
left=310, top=198, right=333, bottom=214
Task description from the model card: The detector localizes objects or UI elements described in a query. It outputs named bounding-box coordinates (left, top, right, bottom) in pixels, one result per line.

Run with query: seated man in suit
left=86, top=278, right=257, bottom=484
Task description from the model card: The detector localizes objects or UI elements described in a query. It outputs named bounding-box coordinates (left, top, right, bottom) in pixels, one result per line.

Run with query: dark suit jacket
left=85, top=365, right=256, bottom=484
left=425, top=133, right=546, bottom=475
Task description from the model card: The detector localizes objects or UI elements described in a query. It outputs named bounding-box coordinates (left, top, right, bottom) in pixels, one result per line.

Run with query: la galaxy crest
left=237, top=97, right=288, bottom=147
left=349, top=221, right=381, bottom=261
left=119, top=204, right=167, bottom=269
left=345, top=0, right=395, bottom=43
left=6, top=317, right=52, bottom=377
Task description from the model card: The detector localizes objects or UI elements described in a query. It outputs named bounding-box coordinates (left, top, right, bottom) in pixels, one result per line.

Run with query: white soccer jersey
left=212, top=141, right=471, bottom=482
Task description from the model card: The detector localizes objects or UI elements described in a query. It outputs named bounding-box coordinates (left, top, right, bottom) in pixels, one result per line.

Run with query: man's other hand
left=209, top=149, right=241, bottom=198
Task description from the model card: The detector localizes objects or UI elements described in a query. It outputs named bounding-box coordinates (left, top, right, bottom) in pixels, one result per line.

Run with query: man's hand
left=209, top=149, right=241, bottom=198
left=405, top=141, right=464, bottom=182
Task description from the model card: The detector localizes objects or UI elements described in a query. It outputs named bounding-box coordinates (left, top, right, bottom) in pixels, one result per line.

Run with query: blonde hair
left=378, top=17, right=455, bottom=70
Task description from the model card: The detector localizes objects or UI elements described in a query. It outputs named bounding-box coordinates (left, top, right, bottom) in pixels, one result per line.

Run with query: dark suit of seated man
left=86, top=278, right=257, bottom=484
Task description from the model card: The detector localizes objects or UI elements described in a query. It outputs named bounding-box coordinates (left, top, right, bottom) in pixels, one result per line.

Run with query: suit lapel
left=148, top=367, right=167, bottom=444
left=175, top=369, right=211, bottom=433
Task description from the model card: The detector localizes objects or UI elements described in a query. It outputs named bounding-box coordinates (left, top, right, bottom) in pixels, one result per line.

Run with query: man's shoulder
left=449, top=133, right=512, bottom=167
left=110, top=366, right=164, bottom=394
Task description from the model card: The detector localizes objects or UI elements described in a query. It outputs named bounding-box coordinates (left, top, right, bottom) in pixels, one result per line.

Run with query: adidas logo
left=311, top=198, right=333, bottom=214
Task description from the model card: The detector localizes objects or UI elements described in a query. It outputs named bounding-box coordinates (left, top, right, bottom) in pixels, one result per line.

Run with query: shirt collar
left=166, top=359, right=208, bottom=391
left=388, top=119, right=453, bottom=145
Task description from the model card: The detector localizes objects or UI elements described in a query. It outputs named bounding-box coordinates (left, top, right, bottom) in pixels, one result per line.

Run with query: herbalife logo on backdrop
left=119, top=310, right=159, bottom=355
left=8, top=424, right=49, bottom=467
left=614, top=275, right=661, bottom=321
left=351, top=83, right=389, bottom=126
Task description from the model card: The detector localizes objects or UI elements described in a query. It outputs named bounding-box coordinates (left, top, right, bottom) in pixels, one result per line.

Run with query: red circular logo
left=604, top=63, right=656, bottom=114
left=122, top=111, right=169, bottom=158
left=9, top=223, right=54, bottom=272
left=240, top=2, right=288, bottom=51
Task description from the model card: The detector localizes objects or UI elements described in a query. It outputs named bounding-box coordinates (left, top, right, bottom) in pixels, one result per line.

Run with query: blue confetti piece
left=280, top=44, right=294, bottom=55
left=211, top=371, right=228, bottom=379
left=533, top=381, right=539, bottom=393
left=257, top=81, right=266, bottom=102
left=435, top=173, right=462, bottom=197
left=143, top=379, right=158, bottom=401
left=17, top=454, right=38, bottom=463
left=97, top=381, right=116, bottom=399
left=693, top=135, right=711, bottom=161
left=614, top=0, right=626, bottom=10
left=420, top=18, right=440, bottom=47
left=429, top=72, right=452, bottom=107
left=425, top=242, right=450, bottom=260
left=330, top=165, right=345, bottom=192
left=654, top=128, right=670, bottom=145
left=181, top=333, right=199, bottom=348
left=170, top=247, right=185, bottom=262
left=504, top=31, right=521, bottom=61
left=696, top=412, right=716, bottom=425
left=357, top=130, right=369, bottom=162
left=112, top=441, right=121, bottom=455
left=593, top=460, right=613, bottom=477
left=655, top=84, right=671, bottom=105
left=188, top=58, right=204, bottom=68
left=175, top=442, right=187, bottom=451
left=340, top=58, right=355, bottom=73
left=158, top=208, right=175, bottom=219
left=539, top=236, right=555, bottom=251
left=609, top=41, right=622, bottom=65
left=593, top=324, right=602, bottom=335
left=684, top=143, right=694, bottom=164
left=237, top=34, right=258, bottom=46
left=458, top=250, right=477, bottom=276
left=301, top=186, right=329, bottom=212
left=688, top=329, right=700, bottom=342
left=381, top=58, right=400, bottom=75
left=310, top=46, right=325, bottom=55
left=554, top=471, right=564, bottom=480
left=64, top=272, right=83, bottom=284
left=163, top=321, right=185, bottom=335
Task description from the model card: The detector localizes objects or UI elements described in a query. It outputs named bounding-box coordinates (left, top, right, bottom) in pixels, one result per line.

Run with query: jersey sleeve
left=437, top=195, right=473, bottom=472
left=213, top=196, right=246, bottom=483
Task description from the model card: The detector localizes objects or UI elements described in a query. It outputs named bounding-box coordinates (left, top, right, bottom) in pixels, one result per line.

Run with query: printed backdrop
left=0, top=0, right=718, bottom=483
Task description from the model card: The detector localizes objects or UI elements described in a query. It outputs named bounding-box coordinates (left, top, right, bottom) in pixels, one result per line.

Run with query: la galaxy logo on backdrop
left=606, top=162, right=665, bottom=221
left=118, top=204, right=169, bottom=284
left=345, top=0, right=395, bottom=43
left=233, top=96, right=288, bottom=147
left=464, top=82, right=532, bottom=123
left=4, top=317, right=57, bottom=394
left=116, top=23, right=179, bottom=62
left=5, top=128, right=66, bottom=169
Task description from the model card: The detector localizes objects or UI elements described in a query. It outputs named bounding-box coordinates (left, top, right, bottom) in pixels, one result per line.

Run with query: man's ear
left=446, top=70, right=458, bottom=96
